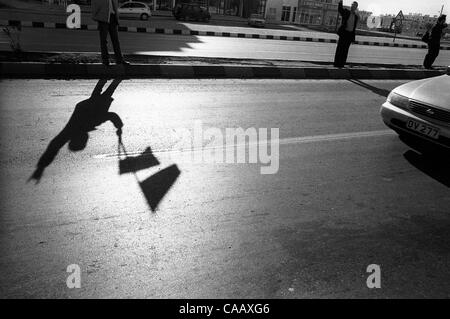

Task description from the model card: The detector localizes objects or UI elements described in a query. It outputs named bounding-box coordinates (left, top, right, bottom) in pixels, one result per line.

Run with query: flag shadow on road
left=119, top=147, right=160, bottom=175
left=118, top=141, right=180, bottom=212
left=139, top=164, right=181, bottom=211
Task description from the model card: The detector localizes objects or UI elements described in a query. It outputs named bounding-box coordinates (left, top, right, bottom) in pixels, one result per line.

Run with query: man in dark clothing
left=423, top=15, right=447, bottom=69
left=334, top=1, right=359, bottom=68
left=92, top=0, right=130, bottom=66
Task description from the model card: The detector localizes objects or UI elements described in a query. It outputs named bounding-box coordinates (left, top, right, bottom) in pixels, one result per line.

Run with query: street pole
left=334, top=5, right=340, bottom=32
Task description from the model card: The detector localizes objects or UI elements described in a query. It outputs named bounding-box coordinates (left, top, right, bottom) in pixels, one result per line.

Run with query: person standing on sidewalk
left=333, top=1, right=359, bottom=68
left=91, top=0, right=130, bottom=66
left=423, top=15, right=447, bottom=69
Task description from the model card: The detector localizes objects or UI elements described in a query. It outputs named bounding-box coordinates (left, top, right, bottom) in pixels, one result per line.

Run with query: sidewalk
left=0, top=51, right=446, bottom=79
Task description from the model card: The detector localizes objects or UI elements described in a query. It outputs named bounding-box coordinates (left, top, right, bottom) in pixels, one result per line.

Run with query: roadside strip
left=0, top=62, right=444, bottom=79
left=1, top=19, right=449, bottom=50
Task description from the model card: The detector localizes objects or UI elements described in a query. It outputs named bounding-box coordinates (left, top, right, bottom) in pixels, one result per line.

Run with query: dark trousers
left=334, top=32, right=353, bottom=67
left=98, top=14, right=124, bottom=63
left=423, top=42, right=440, bottom=69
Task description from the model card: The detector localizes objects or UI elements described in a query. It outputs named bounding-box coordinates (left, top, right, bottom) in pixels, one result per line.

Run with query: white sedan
left=380, top=66, right=450, bottom=151
left=118, top=1, right=152, bottom=20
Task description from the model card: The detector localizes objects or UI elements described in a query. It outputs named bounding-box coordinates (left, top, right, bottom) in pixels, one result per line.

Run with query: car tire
left=140, top=13, right=149, bottom=21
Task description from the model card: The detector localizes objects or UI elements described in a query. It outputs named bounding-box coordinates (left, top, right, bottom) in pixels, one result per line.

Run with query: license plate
left=406, top=120, right=440, bottom=139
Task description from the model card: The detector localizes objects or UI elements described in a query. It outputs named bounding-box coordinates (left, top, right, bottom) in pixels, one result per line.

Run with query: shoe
left=117, top=60, right=130, bottom=66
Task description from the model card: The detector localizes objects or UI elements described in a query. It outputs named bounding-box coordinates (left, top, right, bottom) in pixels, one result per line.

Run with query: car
left=248, top=14, right=265, bottom=28
left=118, top=1, right=152, bottom=21
left=173, top=3, right=211, bottom=22
left=380, top=66, right=450, bottom=152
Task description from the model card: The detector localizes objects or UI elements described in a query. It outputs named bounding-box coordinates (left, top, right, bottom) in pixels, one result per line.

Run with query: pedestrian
left=91, top=0, right=130, bottom=66
left=334, top=1, right=359, bottom=68
left=423, top=15, right=447, bottom=70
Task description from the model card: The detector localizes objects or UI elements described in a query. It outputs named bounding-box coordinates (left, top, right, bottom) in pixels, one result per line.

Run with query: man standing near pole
left=91, top=0, right=130, bottom=66
left=333, top=1, right=359, bottom=68
left=423, top=15, right=447, bottom=69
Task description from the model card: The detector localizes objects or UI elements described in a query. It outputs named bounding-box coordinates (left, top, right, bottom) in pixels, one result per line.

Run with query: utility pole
left=440, top=5, right=444, bottom=15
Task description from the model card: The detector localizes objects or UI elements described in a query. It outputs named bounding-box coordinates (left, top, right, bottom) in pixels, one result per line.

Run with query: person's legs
left=108, top=14, right=127, bottom=64
left=334, top=36, right=345, bottom=67
left=428, top=45, right=440, bottom=68
left=98, top=21, right=110, bottom=65
left=424, top=43, right=440, bottom=68
left=340, top=35, right=352, bottom=66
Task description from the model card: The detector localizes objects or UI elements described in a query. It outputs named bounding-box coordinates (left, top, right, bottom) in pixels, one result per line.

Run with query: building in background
left=295, top=0, right=339, bottom=27
left=207, top=0, right=267, bottom=18
left=264, top=0, right=299, bottom=23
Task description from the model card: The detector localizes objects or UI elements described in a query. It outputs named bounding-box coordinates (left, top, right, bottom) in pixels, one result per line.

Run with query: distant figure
left=423, top=15, right=447, bottom=69
left=91, top=0, right=130, bottom=66
left=29, top=79, right=123, bottom=183
left=334, top=1, right=359, bottom=68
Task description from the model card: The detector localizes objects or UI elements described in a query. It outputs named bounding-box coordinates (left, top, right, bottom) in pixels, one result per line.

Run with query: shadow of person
left=29, top=78, right=123, bottom=183
left=348, top=79, right=391, bottom=98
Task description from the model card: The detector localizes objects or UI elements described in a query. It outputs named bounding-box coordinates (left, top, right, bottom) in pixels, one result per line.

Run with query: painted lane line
left=93, top=129, right=395, bottom=159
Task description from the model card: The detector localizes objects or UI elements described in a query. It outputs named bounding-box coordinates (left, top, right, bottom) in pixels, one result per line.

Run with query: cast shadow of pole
left=348, top=79, right=391, bottom=98
left=29, top=78, right=124, bottom=183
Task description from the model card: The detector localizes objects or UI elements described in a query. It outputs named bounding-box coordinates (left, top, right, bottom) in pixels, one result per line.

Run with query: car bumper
left=381, top=101, right=450, bottom=149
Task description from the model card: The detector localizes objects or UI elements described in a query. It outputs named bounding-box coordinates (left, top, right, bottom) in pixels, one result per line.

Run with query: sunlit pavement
left=0, top=79, right=449, bottom=298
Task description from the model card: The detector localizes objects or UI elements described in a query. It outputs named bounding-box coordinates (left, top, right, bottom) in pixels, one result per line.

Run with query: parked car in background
left=173, top=2, right=211, bottom=22
left=118, top=1, right=152, bottom=20
left=248, top=14, right=265, bottom=28
left=380, top=66, right=450, bottom=151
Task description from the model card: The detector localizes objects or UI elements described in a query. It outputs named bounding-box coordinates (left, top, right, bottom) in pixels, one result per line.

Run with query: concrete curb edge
left=0, top=62, right=444, bottom=79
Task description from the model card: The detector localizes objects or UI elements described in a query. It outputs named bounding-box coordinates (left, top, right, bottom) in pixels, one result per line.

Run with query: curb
left=2, top=19, right=449, bottom=51
left=0, top=62, right=444, bottom=79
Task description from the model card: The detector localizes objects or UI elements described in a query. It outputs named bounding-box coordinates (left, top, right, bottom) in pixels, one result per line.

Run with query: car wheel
left=140, top=13, right=149, bottom=21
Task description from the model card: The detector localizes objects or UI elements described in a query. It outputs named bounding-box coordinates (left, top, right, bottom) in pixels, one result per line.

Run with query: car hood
left=393, top=74, right=450, bottom=110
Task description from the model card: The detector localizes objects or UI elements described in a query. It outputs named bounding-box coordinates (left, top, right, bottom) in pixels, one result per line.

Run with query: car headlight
left=387, top=91, right=410, bottom=110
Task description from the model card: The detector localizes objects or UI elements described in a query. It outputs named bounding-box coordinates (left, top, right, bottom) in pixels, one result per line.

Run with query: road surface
left=0, top=79, right=449, bottom=298
left=1, top=28, right=450, bottom=66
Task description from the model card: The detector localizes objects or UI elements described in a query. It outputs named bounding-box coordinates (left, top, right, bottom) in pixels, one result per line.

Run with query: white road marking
left=94, top=129, right=395, bottom=159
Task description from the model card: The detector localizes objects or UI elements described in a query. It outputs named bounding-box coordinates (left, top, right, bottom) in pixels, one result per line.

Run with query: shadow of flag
left=119, top=147, right=160, bottom=175
left=139, top=164, right=181, bottom=211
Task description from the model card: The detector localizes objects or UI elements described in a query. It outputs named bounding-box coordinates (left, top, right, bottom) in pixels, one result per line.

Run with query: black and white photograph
left=0, top=0, right=449, bottom=303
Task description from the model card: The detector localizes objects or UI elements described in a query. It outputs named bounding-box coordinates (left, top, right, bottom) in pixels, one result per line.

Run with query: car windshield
left=250, top=14, right=263, bottom=19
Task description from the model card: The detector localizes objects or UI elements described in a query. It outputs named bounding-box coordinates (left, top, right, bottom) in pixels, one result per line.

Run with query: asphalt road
left=0, top=79, right=449, bottom=298
left=1, top=27, right=450, bottom=66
